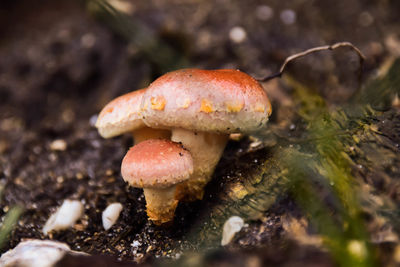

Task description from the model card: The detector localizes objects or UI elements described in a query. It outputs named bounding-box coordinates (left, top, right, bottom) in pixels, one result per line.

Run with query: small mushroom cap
left=121, top=139, right=193, bottom=188
left=95, top=89, right=146, bottom=138
left=141, top=69, right=272, bottom=134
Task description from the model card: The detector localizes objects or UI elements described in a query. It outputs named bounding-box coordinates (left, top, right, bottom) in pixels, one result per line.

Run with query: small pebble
left=89, top=114, right=98, bottom=127
left=249, top=140, right=262, bottom=148
left=80, top=33, right=96, bottom=48
left=358, top=11, right=374, bottom=27
left=392, top=94, right=400, bottom=108
left=102, top=202, right=123, bottom=230
left=43, top=200, right=84, bottom=235
left=347, top=240, right=367, bottom=259
left=280, top=9, right=296, bottom=25
left=56, top=176, right=64, bottom=184
left=229, top=26, right=247, bottom=43
left=131, top=240, right=141, bottom=248
left=0, top=239, right=86, bottom=267
left=49, top=139, right=67, bottom=151
left=229, top=133, right=243, bottom=141
left=221, top=216, right=245, bottom=246
left=256, top=5, right=273, bottom=21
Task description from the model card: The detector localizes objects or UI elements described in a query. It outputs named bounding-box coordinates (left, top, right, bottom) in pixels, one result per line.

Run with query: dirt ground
left=1, top=0, right=400, bottom=266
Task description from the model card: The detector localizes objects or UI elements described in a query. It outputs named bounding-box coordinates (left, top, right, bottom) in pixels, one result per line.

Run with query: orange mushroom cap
left=121, top=139, right=193, bottom=188
left=95, top=89, right=146, bottom=138
left=141, top=69, right=272, bottom=134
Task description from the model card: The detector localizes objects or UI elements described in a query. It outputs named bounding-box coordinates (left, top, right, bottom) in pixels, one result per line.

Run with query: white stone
left=347, top=240, right=367, bottom=259
left=229, top=27, right=247, bottom=43
left=80, top=33, right=96, bottom=48
left=358, top=11, right=374, bottom=27
left=89, top=114, right=98, bottom=127
left=221, top=216, right=245, bottom=246
left=280, top=9, right=296, bottom=25
left=49, top=139, right=67, bottom=151
left=102, top=202, right=123, bottom=230
left=131, top=240, right=141, bottom=248
left=256, top=5, right=273, bottom=21
left=43, top=200, right=84, bottom=235
left=0, top=239, right=82, bottom=267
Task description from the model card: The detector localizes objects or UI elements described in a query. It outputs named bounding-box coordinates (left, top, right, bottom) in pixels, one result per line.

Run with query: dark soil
left=1, top=0, right=400, bottom=266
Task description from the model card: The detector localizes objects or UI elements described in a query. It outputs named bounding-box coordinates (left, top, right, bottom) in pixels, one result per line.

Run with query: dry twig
left=257, top=42, right=366, bottom=86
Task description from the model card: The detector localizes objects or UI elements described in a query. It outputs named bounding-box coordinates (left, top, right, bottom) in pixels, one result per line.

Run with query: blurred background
left=1, top=0, right=400, bottom=266
left=1, top=0, right=398, bottom=120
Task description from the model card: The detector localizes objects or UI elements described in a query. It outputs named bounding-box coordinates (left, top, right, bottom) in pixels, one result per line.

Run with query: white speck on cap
left=229, top=27, right=247, bottom=43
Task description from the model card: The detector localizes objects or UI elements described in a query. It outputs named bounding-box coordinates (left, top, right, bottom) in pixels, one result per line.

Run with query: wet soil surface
left=1, top=0, right=400, bottom=266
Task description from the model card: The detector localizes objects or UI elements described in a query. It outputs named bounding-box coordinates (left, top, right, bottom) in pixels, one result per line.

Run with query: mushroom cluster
left=96, top=68, right=272, bottom=224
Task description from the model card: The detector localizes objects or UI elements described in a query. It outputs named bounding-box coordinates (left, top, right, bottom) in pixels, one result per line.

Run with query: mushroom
left=95, top=88, right=170, bottom=144
left=141, top=69, right=272, bottom=200
left=121, top=139, right=193, bottom=224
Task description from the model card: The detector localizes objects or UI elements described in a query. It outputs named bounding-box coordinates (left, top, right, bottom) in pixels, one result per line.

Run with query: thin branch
left=256, top=42, right=366, bottom=85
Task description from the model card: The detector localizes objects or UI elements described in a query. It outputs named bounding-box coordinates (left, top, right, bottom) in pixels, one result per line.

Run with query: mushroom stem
left=132, top=127, right=171, bottom=145
left=143, top=186, right=179, bottom=225
left=171, top=128, right=229, bottom=201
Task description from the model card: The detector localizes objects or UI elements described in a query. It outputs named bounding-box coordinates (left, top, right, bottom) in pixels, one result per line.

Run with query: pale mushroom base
left=143, top=186, right=179, bottom=225
left=171, top=128, right=229, bottom=201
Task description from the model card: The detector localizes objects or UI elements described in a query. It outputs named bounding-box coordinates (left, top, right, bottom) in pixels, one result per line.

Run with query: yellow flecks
left=180, top=98, right=191, bottom=109
left=229, top=184, right=248, bottom=200
left=369, top=124, right=379, bottom=132
left=151, top=96, right=166, bottom=110
left=105, top=107, right=114, bottom=114
left=226, top=102, right=244, bottom=112
left=200, top=99, right=213, bottom=113
left=254, top=103, right=265, bottom=113
left=141, top=102, right=148, bottom=112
